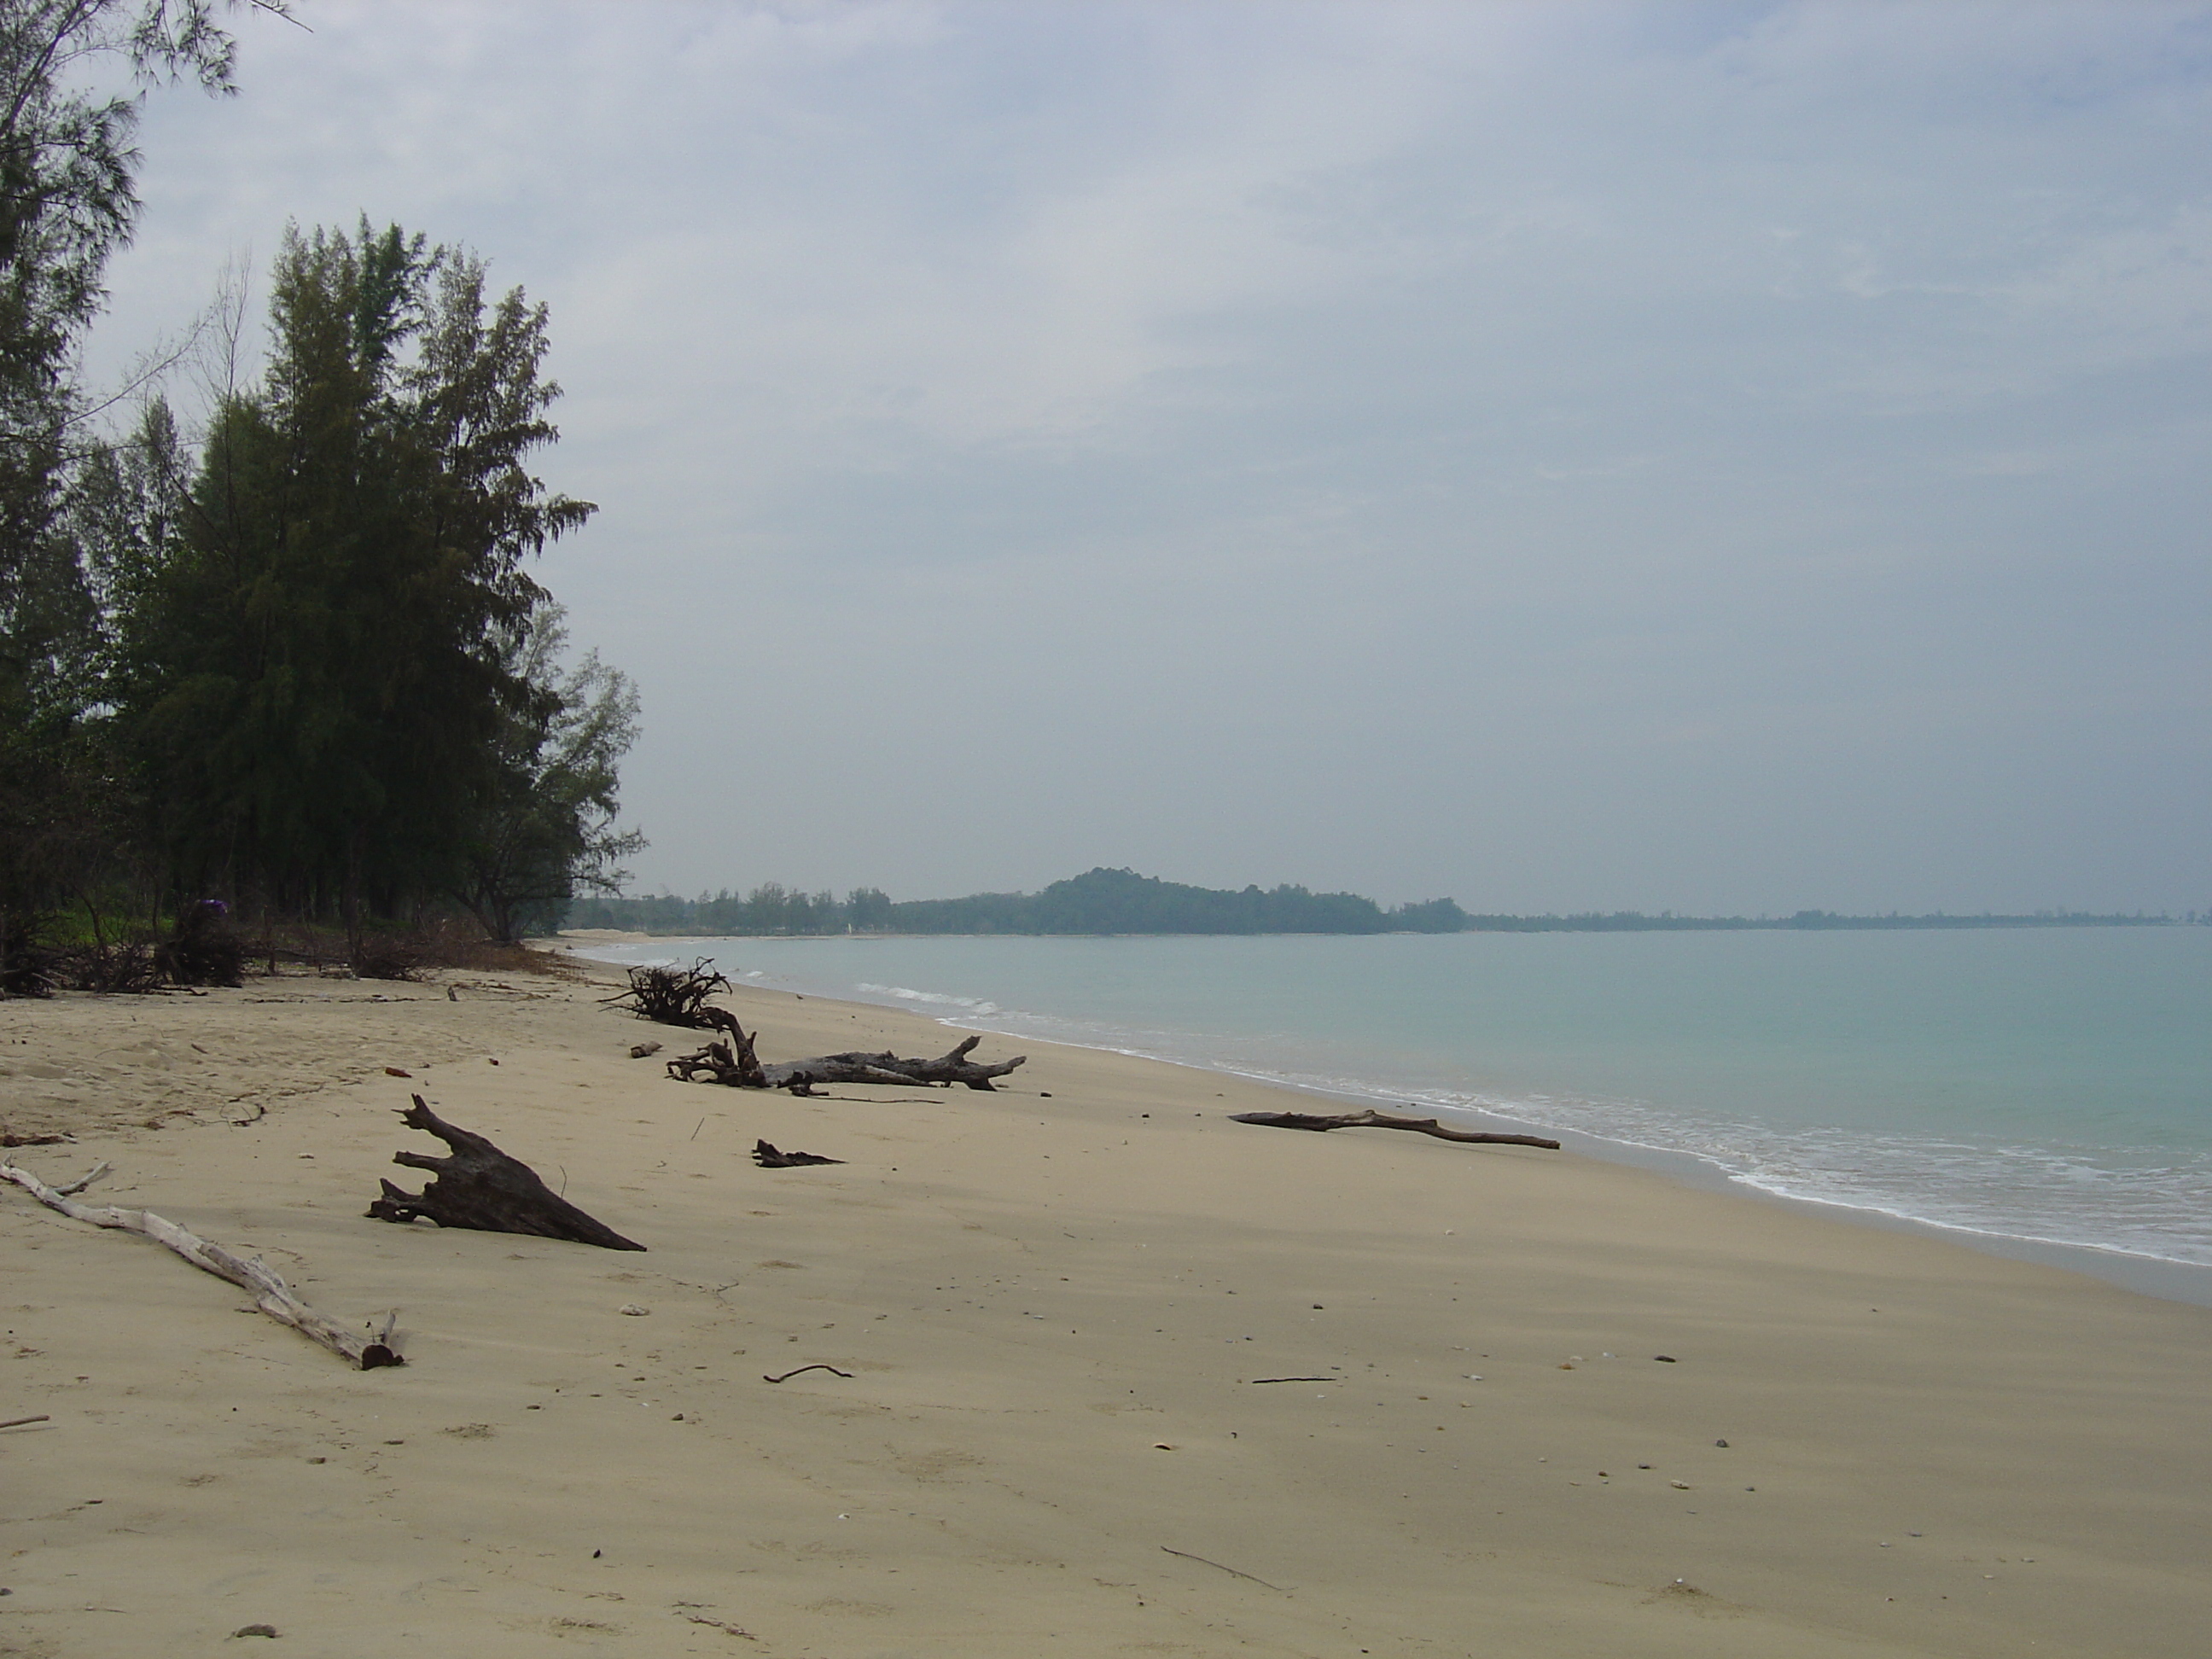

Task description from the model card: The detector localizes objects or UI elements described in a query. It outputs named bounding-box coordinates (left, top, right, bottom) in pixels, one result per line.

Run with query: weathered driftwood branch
left=1229, top=1109, right=1560, bottom=1150
left=367, top=1096, right=646, bottom=1251
left=670, top=1031, right=1025, bottom=1093
left=1, top=1161, right=401, bottom=1369
left=754, top=1140, right=843, bottom=1167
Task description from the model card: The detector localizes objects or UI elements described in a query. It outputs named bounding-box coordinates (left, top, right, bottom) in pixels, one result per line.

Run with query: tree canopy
left=96, top=220, right=632, bottom=944
left=1, top=3, right=644, bottom=982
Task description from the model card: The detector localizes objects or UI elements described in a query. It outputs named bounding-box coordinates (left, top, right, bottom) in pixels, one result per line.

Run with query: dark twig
left=761, top=1364, right=853, bottom=1384
left=1160, top=1545, right=1290, bottom=1592
left=1248, top=1377, right=1335, bottom=1384
left=1, top=1414, right=53, bottom=1430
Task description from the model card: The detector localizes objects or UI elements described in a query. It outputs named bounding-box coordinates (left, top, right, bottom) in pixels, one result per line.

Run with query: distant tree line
left=1455, top=909, right=2177, bottom=932
left=2, top=3, right=639, bottom=989
left=568, top=870, right=2185, bottom=938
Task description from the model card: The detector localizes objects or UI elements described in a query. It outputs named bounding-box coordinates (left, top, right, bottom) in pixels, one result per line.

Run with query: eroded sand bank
left=3, top=962, right=2207, bottom=1657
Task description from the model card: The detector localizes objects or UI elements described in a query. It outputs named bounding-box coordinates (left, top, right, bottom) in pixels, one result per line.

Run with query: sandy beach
left=3, top=958, right=2207, bottom=1658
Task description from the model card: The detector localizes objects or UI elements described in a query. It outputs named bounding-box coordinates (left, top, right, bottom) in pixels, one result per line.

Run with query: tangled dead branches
left=603, top=958, right=737, bottom=1030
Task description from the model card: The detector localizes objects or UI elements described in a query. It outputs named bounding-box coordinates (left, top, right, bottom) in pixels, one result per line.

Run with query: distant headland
left=565, top=867, right=2191, bottom=938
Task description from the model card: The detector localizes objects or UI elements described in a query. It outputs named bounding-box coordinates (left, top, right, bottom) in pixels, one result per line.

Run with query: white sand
left=3, top=963, right=2207, bottom=1656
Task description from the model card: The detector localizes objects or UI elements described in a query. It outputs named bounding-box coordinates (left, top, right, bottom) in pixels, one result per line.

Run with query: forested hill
left=567, top=870, right=2186, bottom=937
left=570, top=868, right=1468, bottom=935
left=889, top=868, right=1466, bottom=934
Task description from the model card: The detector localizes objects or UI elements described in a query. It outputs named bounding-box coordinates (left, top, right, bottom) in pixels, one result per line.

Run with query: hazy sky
left=85, top=1, right=2212, bottom=913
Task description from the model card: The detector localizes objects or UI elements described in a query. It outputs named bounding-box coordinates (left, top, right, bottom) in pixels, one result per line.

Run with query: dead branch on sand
left=0, top=1161, right=401, bottom=1369
left=753, top=1140, right=843, bottom=1167
left=1229, top=1108, right=1559, bottom=1150
left=762, top=1364, right=852, bottom=1383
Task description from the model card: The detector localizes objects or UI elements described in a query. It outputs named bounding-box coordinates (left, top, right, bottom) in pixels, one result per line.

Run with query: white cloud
left=76, top=0, right=2212, bottom=911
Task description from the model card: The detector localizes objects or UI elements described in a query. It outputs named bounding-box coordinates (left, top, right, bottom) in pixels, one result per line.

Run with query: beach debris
left=762, top=1364, right=852, bottom=1383
left=1227, top=1108, right=1560, bottom=1150
left=230, top=1624, right=280, bottom=1639
left=0, top=1130, right=70, bottom=1147
left=679, top=1613, right=755, bottom=1637
left=0, top=1415, right=51, bottom=1430
left=1653, top=1354, right=1677, bottom=1363
left=1160, top=1545, right=1290, bottom=1592
left=619, top=1304, right=649, bottom=1316
left=1, top=1161, right=400, bottom=1370
left=1249, top=1376, right=1336, bottom=1384
left=754, top=1140, right=844, bottom=1168
left=669, top=1030, right=1027, bottom=1094
left=383, top=1066, right=412, bottom=1077
left=628, top=1040, right=663, bottom=1059
left=604, top=958, right=739, bottom=1032
left=365, top=1095, right=646, bottom=1251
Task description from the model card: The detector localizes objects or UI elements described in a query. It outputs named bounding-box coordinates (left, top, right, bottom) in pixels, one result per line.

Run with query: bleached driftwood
left=669, top=1031, right=1026, bottom=1093
left=0, top=1161, right=401, bottom=1370
left=1229, top=1108, right=1560, bottom=1150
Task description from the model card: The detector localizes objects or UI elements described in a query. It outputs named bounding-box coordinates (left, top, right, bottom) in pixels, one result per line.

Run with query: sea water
left=576, top=928, right=2212, bottom=1297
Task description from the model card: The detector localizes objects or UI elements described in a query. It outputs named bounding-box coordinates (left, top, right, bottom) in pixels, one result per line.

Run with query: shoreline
left=562, top=935, right=2212, bottom=1309
left=991, top=1037, right=2212, bottom=1310
left=3, top=962, right=2208, bottom=1656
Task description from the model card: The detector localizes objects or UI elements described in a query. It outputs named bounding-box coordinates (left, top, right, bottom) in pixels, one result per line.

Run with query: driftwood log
left=670, top=1030, right=1025, bottom=1093
left=1230, top=1109, right=1560, bottom=1150
left=2, top=1160, right=401, bottom=1369
left=367, top=1096, right=646, bottom=1250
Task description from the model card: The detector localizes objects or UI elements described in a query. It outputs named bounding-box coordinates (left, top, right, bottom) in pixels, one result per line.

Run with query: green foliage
left=1, top=2, right=270, bottom=975
left=102, top=219, right=611, bottom=938
left=452, top=602, right=643, bottom=942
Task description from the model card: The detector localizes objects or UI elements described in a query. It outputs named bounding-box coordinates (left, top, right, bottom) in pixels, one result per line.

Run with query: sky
left=82, top=0, right=2212, bottom=914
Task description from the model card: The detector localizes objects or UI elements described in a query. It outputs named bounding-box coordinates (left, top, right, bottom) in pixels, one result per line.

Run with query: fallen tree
left=668, top=1031, right=1025, bottom=1093
left=2, top=1159, right=401, bottom=1369
left=367, top=1096, right=646, bottom=1250
left=1229, top=1108, right=1559, bottom=1150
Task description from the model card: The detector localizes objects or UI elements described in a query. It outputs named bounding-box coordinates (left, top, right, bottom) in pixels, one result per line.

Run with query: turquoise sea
left=576, top=929, right=2212, bottom=1299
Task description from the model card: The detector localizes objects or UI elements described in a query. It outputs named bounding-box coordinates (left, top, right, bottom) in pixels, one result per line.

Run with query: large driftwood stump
left=1230, top=1108, right=1560, bottom=1150
left=668, top=1031, right=1025, bottom=1093
left=367, top=1096, right=646, bottom=1250
left=3, top=1160, right=400, bottom=1369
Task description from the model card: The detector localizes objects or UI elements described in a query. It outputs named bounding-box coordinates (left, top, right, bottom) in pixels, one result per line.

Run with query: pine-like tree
left=0, top=0, right=274, bottom=988
left=106, top=221, right=603, bottom=947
